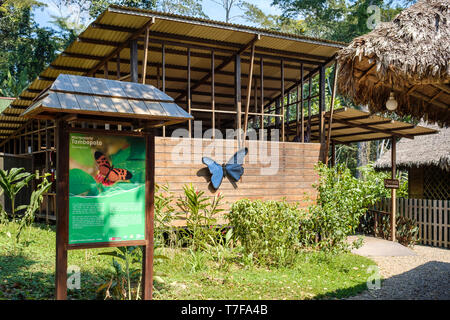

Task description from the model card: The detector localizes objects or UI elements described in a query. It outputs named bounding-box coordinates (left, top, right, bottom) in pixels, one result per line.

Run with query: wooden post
left=324, top=61, right=339, bottom=165
left=104, top=61, right=108, bottom=79
left=187, top=48, right=192, bottom=137
left=307, top=77, right=312, bottom=141
left=260, top=58, right=264, bottom=134
left=116, top=53, right=121, bottom=79
left=142, top=130, right=155, bottom=300
left=55, top=119, right=69, bottom=300
left=319, top=64, right=326, bottom=144
left=142, top=26, right=150, bottom=84
left=235, top=54, right=242, bottom=146
left=130, top=39, right=139, bottom=83
left=281, top=60, right=285, bottom=142
left=162, top=43, right=166, bottom=137
left=243, top=43, right=255, bottom=139
left=391, top=137, right=397, bottom=242
left=211, top=50, right=215, bottom=138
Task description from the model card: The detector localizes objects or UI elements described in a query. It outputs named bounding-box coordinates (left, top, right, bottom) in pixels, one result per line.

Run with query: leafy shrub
left=176, top=184, right=224, bottom=251
left=229, top=199, right=304, bottom=267
left=369, top=214, right=419, bottom=247
left=154, top=184, right=177, bottom=247
left=0, top=168, right=35, bottom=220
left=301, top=163, right=383, bottom=253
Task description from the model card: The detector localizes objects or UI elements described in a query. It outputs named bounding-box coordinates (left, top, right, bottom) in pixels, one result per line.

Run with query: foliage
left=229, top=199, right=304, bottom=267
left=176, top=184, right=224, bottom=251
left=15, top=174, right=52, bottom=242
left=154, top=184, right=177, bottom=247
left=300, top=163, right=386, bottom=252
left=0, top=0, right=61, bottom=97
left=97, top=246, right=142, bottom=300
left=271, top=0, right=408, bottom=42
left=240, top=1, right=305, bottom=34
left=0, top=222, right=376, bottom=300
left=0, top=168, right=35, bottom=220
left=369, top=214, right=419, bottom=247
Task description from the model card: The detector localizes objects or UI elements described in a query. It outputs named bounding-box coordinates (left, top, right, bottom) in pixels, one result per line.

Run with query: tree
left=0, top=0, right=61, bottom=97
left=271, top=0, right=408, bottom=42
left=211, top=0, right=241, bottom=23
left=240, top=1, right=305, bottom=34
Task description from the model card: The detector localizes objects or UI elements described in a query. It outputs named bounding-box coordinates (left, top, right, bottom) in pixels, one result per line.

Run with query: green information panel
left=68, top=133, right=146, bottom=244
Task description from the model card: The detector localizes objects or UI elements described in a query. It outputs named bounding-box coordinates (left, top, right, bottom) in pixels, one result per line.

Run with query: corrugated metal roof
left=0, top=5, right=344, bottom=141
left=293, top=108, right=438, bottom=143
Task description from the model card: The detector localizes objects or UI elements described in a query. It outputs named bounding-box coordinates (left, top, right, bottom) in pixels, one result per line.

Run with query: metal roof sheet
left=296, top=107, right=438, bottom=143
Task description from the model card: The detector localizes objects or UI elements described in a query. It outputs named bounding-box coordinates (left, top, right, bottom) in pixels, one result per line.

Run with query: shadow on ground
left=325, top=261, right=450, bottom=300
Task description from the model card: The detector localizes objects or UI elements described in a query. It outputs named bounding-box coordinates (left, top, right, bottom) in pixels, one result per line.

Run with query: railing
left=373, top=198, right=450, bottom=248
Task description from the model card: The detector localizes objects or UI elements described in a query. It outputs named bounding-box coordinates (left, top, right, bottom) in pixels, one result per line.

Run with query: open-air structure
left=0, top=5, right=441, bottom=229
left=337, top=0, right=449, bottom=126
left=336, top=0, right=449, bottom=245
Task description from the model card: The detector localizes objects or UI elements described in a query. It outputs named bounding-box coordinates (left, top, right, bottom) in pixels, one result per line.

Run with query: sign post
left=55, top=123, right=155, bottom=300
left=390, top=137, right=396, bottom=242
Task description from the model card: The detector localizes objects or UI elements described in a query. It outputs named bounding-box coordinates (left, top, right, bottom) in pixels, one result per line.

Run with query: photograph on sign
left=68, top=133, right=146, bottom=244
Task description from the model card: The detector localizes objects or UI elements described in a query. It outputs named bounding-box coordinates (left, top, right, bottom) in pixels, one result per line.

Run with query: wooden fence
left=374, top=198, right=450, bottom=248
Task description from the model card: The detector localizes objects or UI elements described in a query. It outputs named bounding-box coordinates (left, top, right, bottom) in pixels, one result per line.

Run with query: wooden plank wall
left=375, top=198, right=450, bottom=249
left=155, top=137, right=321, bottom=225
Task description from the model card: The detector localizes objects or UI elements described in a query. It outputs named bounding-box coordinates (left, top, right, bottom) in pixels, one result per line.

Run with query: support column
left=391, top=137, right=397, bottom=242
left=235, top=54, right=242, bottom=145
left=319, top=64, right=326, bottom=144
left=55, top=119, right=69, bottom=300
left=130, top=39, right=139, bottom=83
left=143, top=129, right=155, bottom=300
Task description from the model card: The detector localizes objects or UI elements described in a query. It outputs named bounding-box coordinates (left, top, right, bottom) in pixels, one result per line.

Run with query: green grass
left=0, top=222, right=376, bottom=300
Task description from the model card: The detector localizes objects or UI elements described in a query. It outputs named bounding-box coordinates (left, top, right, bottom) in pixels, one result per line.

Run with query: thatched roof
left=337, top=0, right=450, bottom=126
left=375, top=123, right=450, bottom=171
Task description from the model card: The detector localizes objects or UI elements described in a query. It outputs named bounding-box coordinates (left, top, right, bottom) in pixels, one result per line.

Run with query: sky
left=33, top=0, right=283, bottom=29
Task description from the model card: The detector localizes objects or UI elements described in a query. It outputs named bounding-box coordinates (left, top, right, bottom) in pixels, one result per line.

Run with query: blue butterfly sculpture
left=202, top=147, right=248, bottom=190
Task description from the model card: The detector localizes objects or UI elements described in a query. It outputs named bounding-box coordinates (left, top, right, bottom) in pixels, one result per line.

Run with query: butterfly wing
left=202, top=157, right=224, bottom=189
left=107, top=168, right=133, bottom=183
left=225, top=147, right=248, bottom=181
left=94, top=151, right=111, bottom=176
left=94, top=151, right=132, bottom=185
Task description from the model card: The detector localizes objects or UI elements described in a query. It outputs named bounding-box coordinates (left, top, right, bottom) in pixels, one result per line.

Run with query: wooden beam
left=260, top=59, right=265, bottom=133
left=300, top=64, right=304, bottom=141
left=176, top=34, right=260, bottom=101
left=86, top=17, right=155, bottom=77
left=142, top=25, right=150, bottom=84
left=235, top=54, right=242, bottom=145
left=243, top=43, right=255, bottom=138
left=324, top=60, right=339, bottom=166
left=281, top=60, right=285, bottom=141
left=319, top=64, right=326, bottom=145
left=211, top=50, right=215, bottom=138
left=187, top=48, right=192, bottom=136
left=332, top=118, right=414, bottom=139
left=130, top=39, right=139, bottom=83
left=90, top=23, right=329, bottom=62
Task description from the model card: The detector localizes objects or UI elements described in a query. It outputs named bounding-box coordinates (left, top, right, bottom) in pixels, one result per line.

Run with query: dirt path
left=348, top=245, right=450, bottom=300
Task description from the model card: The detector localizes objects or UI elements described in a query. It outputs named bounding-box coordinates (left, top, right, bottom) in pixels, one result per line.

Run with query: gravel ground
left=348, top=245, right=450, bottom=300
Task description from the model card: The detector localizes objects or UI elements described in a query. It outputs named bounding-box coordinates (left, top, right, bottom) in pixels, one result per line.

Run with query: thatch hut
left=375, top=123, right=450, bottom=200
left=337, top=0, right=450, bottom=126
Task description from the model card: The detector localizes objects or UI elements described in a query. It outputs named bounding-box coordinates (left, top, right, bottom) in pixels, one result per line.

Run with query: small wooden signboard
left=384, top=178, right=400, bottom=189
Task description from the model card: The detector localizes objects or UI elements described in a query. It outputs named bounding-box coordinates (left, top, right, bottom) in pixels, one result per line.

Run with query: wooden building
left=0, top=6, right=346, bottom=221
left=0, top=6, right=438, bottom=225
left=375, top=123, right=450, bottom=200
